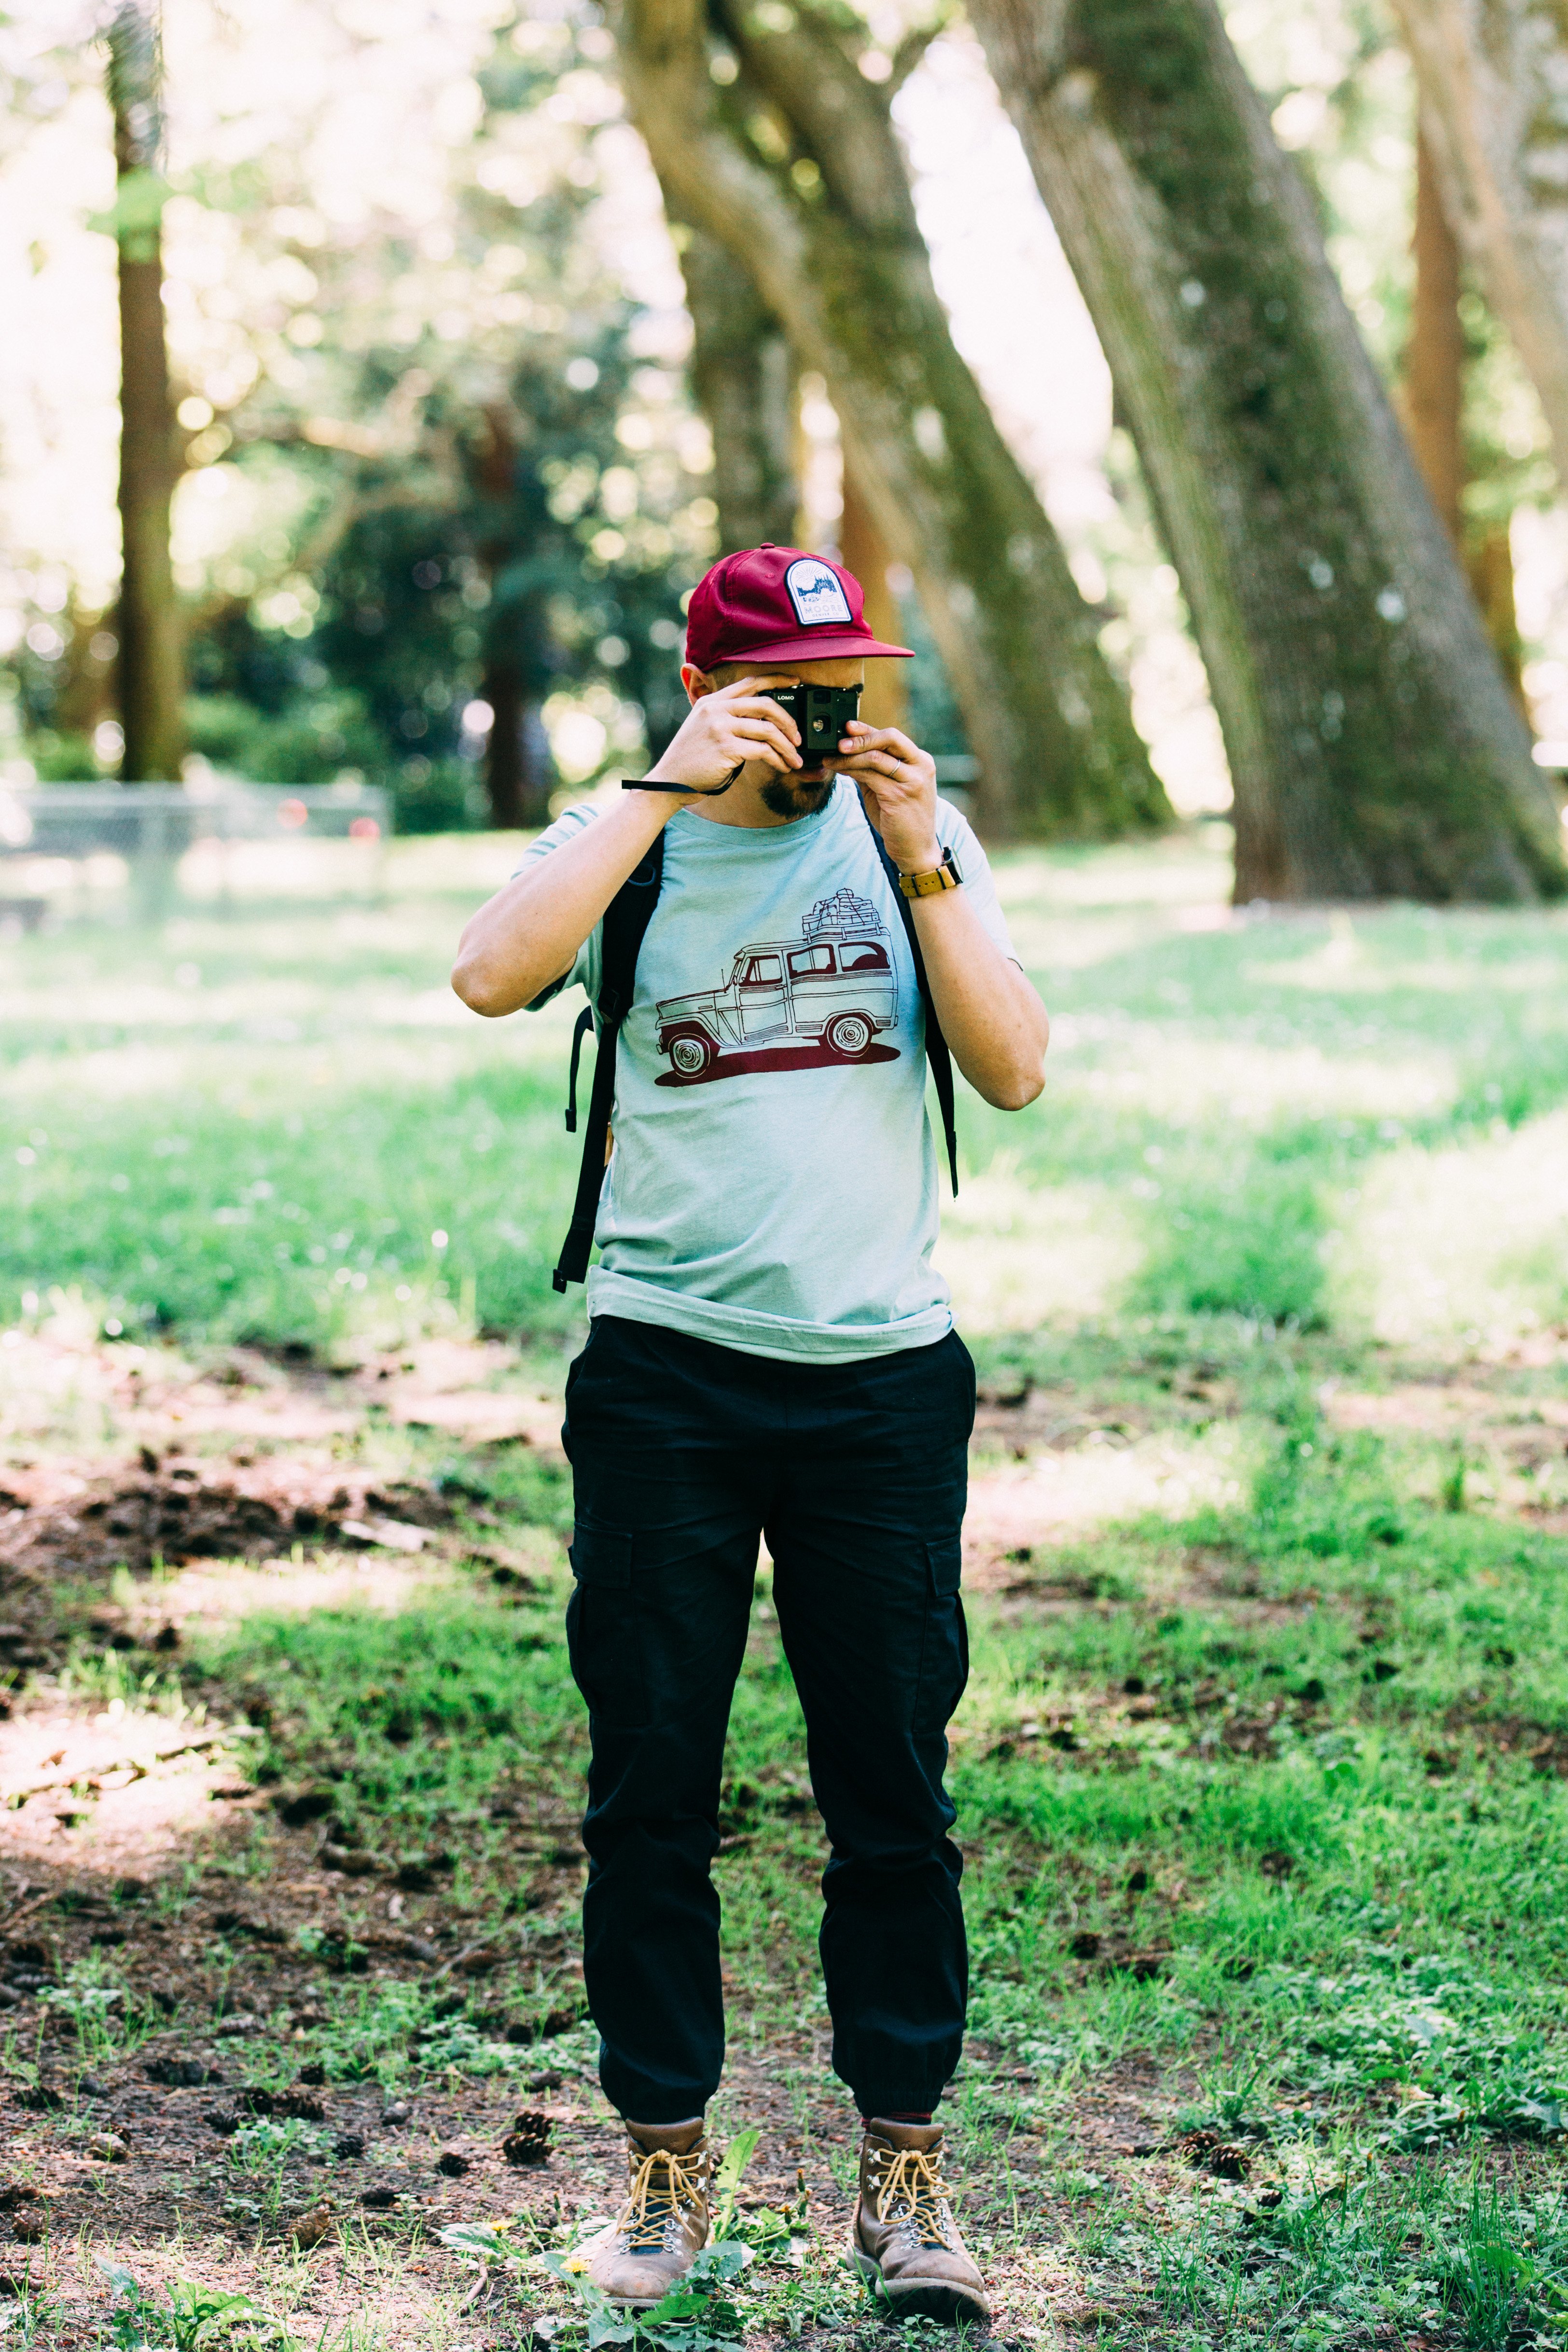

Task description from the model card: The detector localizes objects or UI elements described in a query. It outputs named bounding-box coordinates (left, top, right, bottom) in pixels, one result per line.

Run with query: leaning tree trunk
left=967, top=0, right=1562, bottom=900
left=108, top=1, right=183, bottom=784
left=612, top=0, right=1170, bottom=838
left=1403, top=131, right=1525, bottom=702
left=839, top=470, right=908, bottom=733
left=1393, top=0, right=1568, bottom=486
left=1406, top=128, right=1465, bottom=544
left=679, top=222, right=799, bottom=552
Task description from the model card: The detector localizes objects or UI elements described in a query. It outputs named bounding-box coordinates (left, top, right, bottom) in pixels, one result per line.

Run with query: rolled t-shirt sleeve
left=934, top=800, right=1022, bottom=968
left=514, top=802, right=603, bottom=1009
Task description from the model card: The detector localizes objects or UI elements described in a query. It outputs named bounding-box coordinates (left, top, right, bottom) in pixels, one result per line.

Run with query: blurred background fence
left=0, top=780, right=389, bottom=927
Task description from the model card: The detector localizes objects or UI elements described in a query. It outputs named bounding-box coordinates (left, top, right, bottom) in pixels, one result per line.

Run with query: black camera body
left=621, top=678, right=864, bottom=799
left=767, top=680, right=862, bottom=759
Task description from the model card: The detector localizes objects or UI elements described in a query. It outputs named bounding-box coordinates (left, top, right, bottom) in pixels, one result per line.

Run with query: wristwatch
left=897, top=848, right=963, bottom=899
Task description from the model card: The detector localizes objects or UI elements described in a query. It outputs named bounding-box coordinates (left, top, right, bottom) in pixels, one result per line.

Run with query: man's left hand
left=832, top=722, right=941, bottom=873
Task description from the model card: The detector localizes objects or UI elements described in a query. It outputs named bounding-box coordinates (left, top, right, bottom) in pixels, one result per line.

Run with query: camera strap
left=860, top=801, right=960, bottom=1198
left=552, top=834, right=666, bottom=1292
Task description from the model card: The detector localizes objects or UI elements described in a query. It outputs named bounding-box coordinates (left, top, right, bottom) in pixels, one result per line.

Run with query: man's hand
left=832, top=722, right=941, bottom=872
left=647, top=677, right=804, bottom=796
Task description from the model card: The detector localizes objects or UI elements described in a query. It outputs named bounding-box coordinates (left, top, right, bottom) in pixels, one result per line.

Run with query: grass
left=3, top=826, right=1568, bottom=2344
left=4, top=826, right=1568, bottom=1357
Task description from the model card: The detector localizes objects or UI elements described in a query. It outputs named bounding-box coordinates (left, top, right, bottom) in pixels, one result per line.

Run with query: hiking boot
left=852, top=2117, right=990, bottom=2325
left=584, top=2118, right=711, bottom=2307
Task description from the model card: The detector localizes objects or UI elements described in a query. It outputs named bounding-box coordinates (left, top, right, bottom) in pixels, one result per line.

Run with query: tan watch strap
left=897, top=848, right=963, bottom=899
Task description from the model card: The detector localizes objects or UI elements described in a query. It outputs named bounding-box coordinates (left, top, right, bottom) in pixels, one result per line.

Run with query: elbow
left=450, top=959, right=512, bottom=1019
left=984, top=1062, right=1046, bottom=1113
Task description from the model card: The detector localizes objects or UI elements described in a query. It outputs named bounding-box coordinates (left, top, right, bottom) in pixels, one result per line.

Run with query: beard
left=760, top=768, right=836, bottom=820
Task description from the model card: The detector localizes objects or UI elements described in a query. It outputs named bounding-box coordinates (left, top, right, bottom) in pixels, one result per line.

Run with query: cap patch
left=784, top=557, right=853, bottom=630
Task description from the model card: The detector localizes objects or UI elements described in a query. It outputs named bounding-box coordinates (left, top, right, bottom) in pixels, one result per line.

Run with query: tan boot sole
left=853, top=2248, right=990, bottom=2326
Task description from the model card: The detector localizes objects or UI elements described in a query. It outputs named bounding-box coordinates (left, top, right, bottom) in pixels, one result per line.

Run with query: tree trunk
left=679, top=222, right=798, bottom=552
left=109, top=2, right=183, bottom=784
left=480, top=655, right=525, bottom=831
left=611, top=0, right=1170, bottom=839
left=1469, top=525, right=1525, bottom=706
left=1403, top=132, right=1526, bottom=706
left=473, top=404, right=553, bottom=829
left=1406, top=127, right=1465, bottom=543
left=966, top=0, right=1562, bottom=900
left=1392, top=0, right=1568, bottom=485
left=838, top=470, right=908, bottom=733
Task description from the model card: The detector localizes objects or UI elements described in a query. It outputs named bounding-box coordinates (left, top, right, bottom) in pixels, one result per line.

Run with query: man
left=452, top=543, right=1048, bottom=2325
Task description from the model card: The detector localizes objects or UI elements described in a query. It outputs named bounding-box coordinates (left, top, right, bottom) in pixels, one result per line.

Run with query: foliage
left=97, top=2264, right=292, bottom=2352
left=5, top=5, right=724, bottom=805
left=541, top=2241, right=749, bottom=2351
left=35, top=1952, right=157, bottom=2060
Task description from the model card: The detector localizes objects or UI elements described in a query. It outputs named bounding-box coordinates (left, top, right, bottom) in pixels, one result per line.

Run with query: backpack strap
left=564, top=1006, right=594, bottom=1134
left=862, top=797, right=960, bottom=1197
left=552, top=835, right=666, bottom=1291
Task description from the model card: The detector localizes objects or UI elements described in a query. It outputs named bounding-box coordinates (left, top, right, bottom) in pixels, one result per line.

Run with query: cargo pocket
left=565, top=1525, right=645, bottom=1729
left=914, top=1536, right=969, bottom=1733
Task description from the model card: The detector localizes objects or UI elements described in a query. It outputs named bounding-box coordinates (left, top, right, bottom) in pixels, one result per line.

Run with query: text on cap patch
left=784, top=557, right=853, bottom=629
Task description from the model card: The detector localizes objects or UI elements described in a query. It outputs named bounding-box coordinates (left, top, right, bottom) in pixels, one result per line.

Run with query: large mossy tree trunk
left=967, top=0, right=1562, bottom=899
left=108, top=1, right=183, bottom=786
left=612, top=0, right=1170, bottom=838
left=679, top=222, right=798, bottom=552
left=1393, top=0, right=1568, bottom=483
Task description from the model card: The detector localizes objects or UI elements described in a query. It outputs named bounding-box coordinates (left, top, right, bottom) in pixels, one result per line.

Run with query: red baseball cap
left=684, top=542, right=913, bottom=671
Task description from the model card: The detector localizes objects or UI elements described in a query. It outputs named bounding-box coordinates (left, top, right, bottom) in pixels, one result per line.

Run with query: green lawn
left=4, top=828, right=1568, bottom=2347
left=5, top=822, right=1567, bottom=1360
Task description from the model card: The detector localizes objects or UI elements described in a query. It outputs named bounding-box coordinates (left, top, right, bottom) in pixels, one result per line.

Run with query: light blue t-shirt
left=524, top=780, right=1019, bottom=1362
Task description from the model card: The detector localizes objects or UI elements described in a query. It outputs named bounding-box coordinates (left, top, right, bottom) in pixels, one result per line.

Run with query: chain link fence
left=0, top=782, right=390, bottom=927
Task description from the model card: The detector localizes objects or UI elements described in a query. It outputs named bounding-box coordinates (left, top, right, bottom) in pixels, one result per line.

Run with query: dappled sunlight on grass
left=4, top=832, right=1568, bottom=1357
left=0, top=1699, right=251, bottom=1875
left=120, top=1555, right=452, bottom=1636
left=1328, top=1104, right=1568, bottom=1347
left=1063, top=1030, right=1457, bottom=1122
left=964, top=1421, right=1258, bottom=1566
left=938, top=1164, right=1142, bottom=1330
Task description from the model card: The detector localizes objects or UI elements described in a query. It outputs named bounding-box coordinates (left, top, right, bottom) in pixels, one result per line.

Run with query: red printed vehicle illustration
left=655, top=888, right=898, bottom=1079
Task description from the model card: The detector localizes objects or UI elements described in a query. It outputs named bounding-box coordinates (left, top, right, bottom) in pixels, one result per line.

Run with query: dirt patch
left=0, top=1458, right=450, bottom=1586
left=0, top=1846, right=1124, bottom=2347
left=0, top=1460, right=457, bottom=1703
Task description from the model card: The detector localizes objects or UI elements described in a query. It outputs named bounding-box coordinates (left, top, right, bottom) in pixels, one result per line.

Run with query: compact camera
left=622, top=678, right=864, bottom=799
left=765, top=680, right=863, bottom=760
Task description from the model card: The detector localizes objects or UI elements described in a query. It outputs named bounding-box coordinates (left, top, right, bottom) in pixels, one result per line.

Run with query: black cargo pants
left=561, top=1313, right=974, bottom=2124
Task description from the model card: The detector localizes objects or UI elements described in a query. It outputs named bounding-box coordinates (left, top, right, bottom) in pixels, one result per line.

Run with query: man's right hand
left=646, top=678, right=803, bottom=797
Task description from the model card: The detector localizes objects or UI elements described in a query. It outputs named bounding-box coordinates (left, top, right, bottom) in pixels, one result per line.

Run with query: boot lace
left=873, top=2145, right=953, bottom=2249
left=620, top=2145, right=706, bottom=2252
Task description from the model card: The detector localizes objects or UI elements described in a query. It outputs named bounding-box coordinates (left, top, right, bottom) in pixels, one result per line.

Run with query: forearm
left=451, top=790, right=683, bottom=1017
left=911, top=888, right=1049, bottom=1110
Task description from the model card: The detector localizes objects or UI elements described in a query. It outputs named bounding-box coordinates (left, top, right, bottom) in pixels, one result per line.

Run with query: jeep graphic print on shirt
left=520, top=781, right=1021, bottom=1364
left=653, top=885, right=900, bottom=1085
